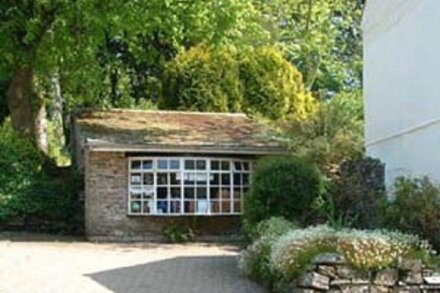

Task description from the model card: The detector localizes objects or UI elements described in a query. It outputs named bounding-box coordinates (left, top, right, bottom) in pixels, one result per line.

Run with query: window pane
left=158, top=159, right=168, bottom=170
left=196, top=187, right=207, bottom=199
left=196, top=200, right=209, bottom=213
left=157, top=173, right=168, bottom=185
left=196, top=173, right=207, bottom=185
left=156, top=201, right=168, bottom=214
left=233, top=201, right=241, bottom=213
left=211, top=160, right=220, bottom=170
left=222, top=200, right=231, bottom=213
left=170, top=187, right=181, bottom=199
left=184, top=187, right=195, bottom=199
left=170, top=173, right=180, bottom=185
left=143, top=187, right=154, bottom=199
left=142, top=160, right=153, bottom=170
left=243, top=174, right=250, bottom=186
left=210, top=187, right=220, bottom=199
left=130, top=201, right=141, bottom=213
left=130, top=173, right=142, bottom=184
left=184, top=201, right=195, bottom=213
left=184, top=173, right=195, bottom=185
left=170, top=201, right=181, bottom=213
left=233, top=187, right=241, bottom=199
left=221, top=188, right=230, bottom=199
left=243, top=187, right=249, bottom=195
left=157, top=187, right=168, bottom=199
left=184, top=160, right=195, bottom=170
left=221, top=161, right=230, bottom=170
left=143, top=201, right=153, bottom=214
left=221, top=174, right=231, bottom=185
left=143, top=173, right=154, bottom=185
left=243, top=162, right=250, bottom=170
left=210, top=173, right=219, bottom=185
left=131, top=161, right=141, bottom=170
left=196, top=160, right=206, bottom=170
left=211, top=201, right=220, bottom=214
left=234, top=162, right=242, bottom=171
left=170, top=160, right=180, bottom=169
left=130, top=191, right=141, bottom=200
left=233, top=173, right=241, bottom=185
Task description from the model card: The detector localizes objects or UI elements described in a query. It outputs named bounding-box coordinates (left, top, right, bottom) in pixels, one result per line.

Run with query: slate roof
left=74, top=109, right=286, bottom=154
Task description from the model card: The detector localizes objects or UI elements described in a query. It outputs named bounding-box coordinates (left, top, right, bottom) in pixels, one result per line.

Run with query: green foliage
left=243, top=156, right=324, bottom=233
left=383, top=176, right=440, bottom=251
left=315, top=157, right=387, bottom=229
left=162, top=222, right=195, bottom=243
left=285, top=91, right=364, bottom=171
left=238, top=217, right=295, bottom=286
left=252, top=217, right=297, bottom=242
left=255, top=0, right=364, bottom=96
left=239, top=46, right=316, bottom=120
left=162, top=45, right=316, bottom=120
left=241, top=224, right=435, bottom=291
left=0, top=119, right=42, bottom=201
left=0, top=0, right=266, bottom=110
left=162, top=45, right=243, bottom=113
left=0, top=120, right=82, bottom=232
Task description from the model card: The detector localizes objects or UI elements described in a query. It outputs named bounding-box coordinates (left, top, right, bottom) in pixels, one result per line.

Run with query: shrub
left=162, top=45, right=316, bottom=120
left=284, top=91, right=364, bottom=170
left=335, top=229, right=432, bottom=271
left=238, top=217, right=295, bottom=285
left=269, top=226, right=434, bottom=286
left=251, top=217, right=296, bottom=241
left=384, top=176, right=440, bottom=251
left=0, top=120, right=82, bottom=232
left=270, top=225, right=337, bottom=281
left=314, top=157, right=387, bottom=229
left=162, top=222, right=195, bottom=243
left=243, top=156, right=324, bottom=234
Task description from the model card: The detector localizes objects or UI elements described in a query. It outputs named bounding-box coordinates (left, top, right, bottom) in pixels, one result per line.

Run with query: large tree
left=0, top=0, right=264, bottom=153
left=255, top=0, right=364, bottom=97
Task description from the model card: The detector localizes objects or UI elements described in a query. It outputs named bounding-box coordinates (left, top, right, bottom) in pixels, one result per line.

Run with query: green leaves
left=162, top=44, right=316, bottom=120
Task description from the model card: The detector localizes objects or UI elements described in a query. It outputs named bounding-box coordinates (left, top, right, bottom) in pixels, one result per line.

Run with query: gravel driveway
left=0, top=233, right=265, bottom=293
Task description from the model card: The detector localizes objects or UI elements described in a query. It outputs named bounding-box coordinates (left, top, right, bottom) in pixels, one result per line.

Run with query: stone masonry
left=291, top=253, right=440, bottom=293
left=85, top=151, right=240, bottom=241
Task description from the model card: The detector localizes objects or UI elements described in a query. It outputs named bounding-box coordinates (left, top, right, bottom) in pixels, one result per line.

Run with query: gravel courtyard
left=0, top=234, right=265, bottom=293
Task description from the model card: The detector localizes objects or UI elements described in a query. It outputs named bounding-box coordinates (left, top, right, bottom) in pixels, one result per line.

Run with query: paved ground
left=0, top=233, right=265, bottom=293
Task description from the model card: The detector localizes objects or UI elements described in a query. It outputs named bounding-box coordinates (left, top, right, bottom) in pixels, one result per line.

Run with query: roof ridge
left=108, top=108, right=249, bottom=118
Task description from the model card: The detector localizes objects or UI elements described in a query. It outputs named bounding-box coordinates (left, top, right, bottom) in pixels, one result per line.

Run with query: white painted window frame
left=127, top=157, right=252, bottom=216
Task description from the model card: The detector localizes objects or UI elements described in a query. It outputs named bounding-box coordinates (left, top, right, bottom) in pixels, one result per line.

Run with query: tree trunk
left=49, top=73, right=65, bottom=148
left=6, top=67, right=48, bottom=154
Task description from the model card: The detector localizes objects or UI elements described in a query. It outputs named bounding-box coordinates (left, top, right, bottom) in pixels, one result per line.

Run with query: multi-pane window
left=128, top=157, right=251, bottom=215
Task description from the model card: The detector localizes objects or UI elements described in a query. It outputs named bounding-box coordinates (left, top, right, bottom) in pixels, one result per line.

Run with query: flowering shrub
left=270, top=225, right=337, bottom=281
left=240, top=221, right=436, bottom=291
left=251, top=216, right=296, bottom=241
left=269, top=226, right=434, bottom=281
left=336, top=229, right=433, bottom=271
left=383, top=176, right=440, bottom=251
left=238, top=217, right=295, bottom=284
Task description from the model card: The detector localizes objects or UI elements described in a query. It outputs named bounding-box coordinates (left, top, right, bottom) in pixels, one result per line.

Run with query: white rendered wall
left=363, top=0, right=440, bottom=186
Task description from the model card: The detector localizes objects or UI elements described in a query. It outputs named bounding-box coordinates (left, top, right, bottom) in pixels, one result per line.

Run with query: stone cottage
left=72, top=109, right=286, bottom=241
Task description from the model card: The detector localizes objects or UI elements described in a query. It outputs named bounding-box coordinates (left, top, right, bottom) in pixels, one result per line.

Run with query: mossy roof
left=74, top=109, right=286, bottom=154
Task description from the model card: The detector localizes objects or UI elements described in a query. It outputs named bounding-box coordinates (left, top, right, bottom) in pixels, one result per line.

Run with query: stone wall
left=85, top=150, right=241, bottom=241
left=292, top=253, right=440, bottom=293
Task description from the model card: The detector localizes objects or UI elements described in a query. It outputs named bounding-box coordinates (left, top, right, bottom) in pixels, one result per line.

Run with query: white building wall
left=363, top=0, right=440, bottom=185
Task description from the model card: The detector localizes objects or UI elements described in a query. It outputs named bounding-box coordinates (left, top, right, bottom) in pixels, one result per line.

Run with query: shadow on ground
left=86, top=255, right=265, bottom=293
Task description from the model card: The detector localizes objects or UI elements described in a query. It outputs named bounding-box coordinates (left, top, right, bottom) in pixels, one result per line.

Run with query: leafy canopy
left=162, top=45, right=316, bottom=120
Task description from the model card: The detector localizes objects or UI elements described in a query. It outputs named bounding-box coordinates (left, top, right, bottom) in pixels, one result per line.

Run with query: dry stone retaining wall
left=292, top=253, right=440, bottom=293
